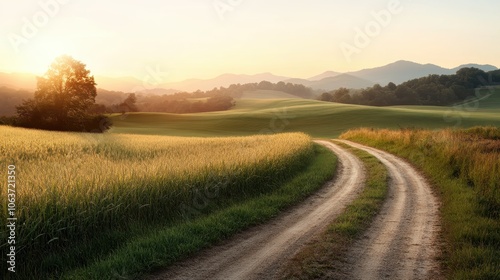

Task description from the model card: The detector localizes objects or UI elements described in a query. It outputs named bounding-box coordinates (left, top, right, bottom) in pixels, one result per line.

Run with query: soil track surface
left=147, top=141, right=365, bottom=280
left=336, top=140, right=441, bottom=280
left=147, top=140, right=441, bottom=280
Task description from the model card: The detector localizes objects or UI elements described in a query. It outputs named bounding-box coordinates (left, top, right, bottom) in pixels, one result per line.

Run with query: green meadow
left=110, top=88, right=500, bottom=138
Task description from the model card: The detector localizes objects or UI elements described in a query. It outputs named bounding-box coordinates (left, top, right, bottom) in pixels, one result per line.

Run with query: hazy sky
left=1, top=0, right=499, bottom=82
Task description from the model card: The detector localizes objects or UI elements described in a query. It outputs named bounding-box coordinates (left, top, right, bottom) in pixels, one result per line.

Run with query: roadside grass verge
left=280, top=141, right=388, bottom=279
left=62, top=143, right=337, bottom=279
left=340, top=127, right=500, bottom=280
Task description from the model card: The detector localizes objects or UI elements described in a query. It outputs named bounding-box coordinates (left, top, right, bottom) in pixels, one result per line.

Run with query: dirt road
left=336, top=140, right=441, bottom=280
left=147, top=140, right=441, bottom=280
left=147, top=141, right=365, bottom=280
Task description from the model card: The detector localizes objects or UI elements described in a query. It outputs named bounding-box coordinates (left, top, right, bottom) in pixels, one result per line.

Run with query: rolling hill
left=110, top=88, right=500, bottom=138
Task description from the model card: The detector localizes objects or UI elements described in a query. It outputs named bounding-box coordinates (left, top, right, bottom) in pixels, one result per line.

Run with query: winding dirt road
left=336, top=140, right=441, bottom=280
left=147, top=141, right=365, bottom=280
left=146, top=140, right=441, bottom=280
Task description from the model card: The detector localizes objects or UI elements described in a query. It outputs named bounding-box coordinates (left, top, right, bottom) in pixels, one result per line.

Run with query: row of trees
left=192, top=80, right=314, bottom=99
left=90, top=93, right=235, bottom=114
left=89, top=80, right=312, bottom=114
left=138, top=94, right=235, bottom=113
left=320, top=68, right=498, bottom=106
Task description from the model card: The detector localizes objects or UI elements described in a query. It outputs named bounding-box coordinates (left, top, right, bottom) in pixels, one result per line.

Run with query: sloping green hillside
left=110, top=95, right=500, bottom=138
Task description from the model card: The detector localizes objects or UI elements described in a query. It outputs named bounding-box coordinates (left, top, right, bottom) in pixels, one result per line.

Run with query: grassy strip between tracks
left=62, top=143, right=337, bottom=279
left=280, top=140, right=389, bottom=279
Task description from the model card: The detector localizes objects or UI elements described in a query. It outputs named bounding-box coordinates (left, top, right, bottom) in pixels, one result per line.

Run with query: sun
left=23, top=37, right=75, bottom=74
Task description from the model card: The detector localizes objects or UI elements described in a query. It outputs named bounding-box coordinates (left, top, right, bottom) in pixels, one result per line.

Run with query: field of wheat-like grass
left=0, top=126, right=313, bottom=276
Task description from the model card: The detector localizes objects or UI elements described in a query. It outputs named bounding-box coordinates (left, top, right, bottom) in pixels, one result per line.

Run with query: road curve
left=146, top=141, right=365, bottom=280
left=336, top=140, right=441, bottom=280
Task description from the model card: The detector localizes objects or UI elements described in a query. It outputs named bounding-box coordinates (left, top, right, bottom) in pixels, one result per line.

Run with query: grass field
left=340, top=127, right=500, bottom=279
left=110, top=88, right=500, bottom=138
left=0, top=126, right=319, bottom=279
left=65, top=144, right=336, bottom=279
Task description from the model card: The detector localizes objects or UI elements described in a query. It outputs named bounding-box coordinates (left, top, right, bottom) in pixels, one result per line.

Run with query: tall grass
left=0, top=126, right=313, bottom=278
left=340, top=126, right=500, bottom=279
left=65, top=144, right=337, bottom=279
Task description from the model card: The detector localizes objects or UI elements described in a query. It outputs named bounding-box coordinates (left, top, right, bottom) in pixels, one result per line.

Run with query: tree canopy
left=16, top=55, right=109, bottom=132
left=319, top=67, right=498, bottom=107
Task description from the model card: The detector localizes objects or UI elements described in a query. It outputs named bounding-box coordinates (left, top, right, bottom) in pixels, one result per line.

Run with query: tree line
left=320, top=68, right=500, bottom=106
left=88, top=80, right=313, bottom=114
left=90, top=92, right=235, bottom=114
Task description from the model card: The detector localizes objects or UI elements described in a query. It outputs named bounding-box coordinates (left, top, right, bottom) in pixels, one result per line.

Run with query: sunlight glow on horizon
left=1, top=0, right=499, bottom=81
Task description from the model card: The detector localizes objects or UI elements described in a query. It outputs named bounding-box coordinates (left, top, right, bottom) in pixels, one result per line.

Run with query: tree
left=16, top=55, right=109, bottom=131
left=386, top=82, right=397, bottom=91
left=258, top=80, right=273, bottom=90
left=205, top=94, right=235, bottom=111
left=118, top=93, right=138, bottom=112
left=319, top=92, right=333, bottom=102
left=455, top=67, right=487, bottom=88
left=394, top=85, right=419, bottom=105
left=332, top=87, right=351, bottom=103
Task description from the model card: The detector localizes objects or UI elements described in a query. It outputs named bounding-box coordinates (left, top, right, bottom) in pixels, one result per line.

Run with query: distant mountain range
left=1, top=60, right=497, bottom=93
left=343, top=61, right=498, bottom=86
left=158, top=73, right=290, bottom=93
left=0, top=72, right=37, bottom=91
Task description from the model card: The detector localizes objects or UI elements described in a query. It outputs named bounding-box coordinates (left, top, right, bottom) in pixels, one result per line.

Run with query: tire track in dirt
left=146, top=141, right=365, bottom=280
left=336, top=140, right=441, bottom=280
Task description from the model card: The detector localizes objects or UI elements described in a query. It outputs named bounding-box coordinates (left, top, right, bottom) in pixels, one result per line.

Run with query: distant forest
left=2, top=68, right=498, bottom=117
left=320, top=68, right=500, bottom=106
left=90, top=81, right=312, bottom=114
left=137, top=81, right=312, bottom=113
left=0, top=81, right=313, bottom=116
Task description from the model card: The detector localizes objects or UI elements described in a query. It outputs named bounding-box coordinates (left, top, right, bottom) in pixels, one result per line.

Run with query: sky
left=1, top=0, right=499, bottom=82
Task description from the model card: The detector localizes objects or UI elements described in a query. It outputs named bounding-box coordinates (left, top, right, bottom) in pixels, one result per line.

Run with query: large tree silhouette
left=16, top=55, right=109, bottom=131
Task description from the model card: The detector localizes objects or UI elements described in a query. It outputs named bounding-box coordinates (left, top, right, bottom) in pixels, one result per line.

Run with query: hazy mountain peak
left=452, top=63, right=498, bottom=72
left=307, top=71, right=341, bottom=81
left=347, top=61, right=448, bottom=85
left=313, top=73, right=375, bottom=90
